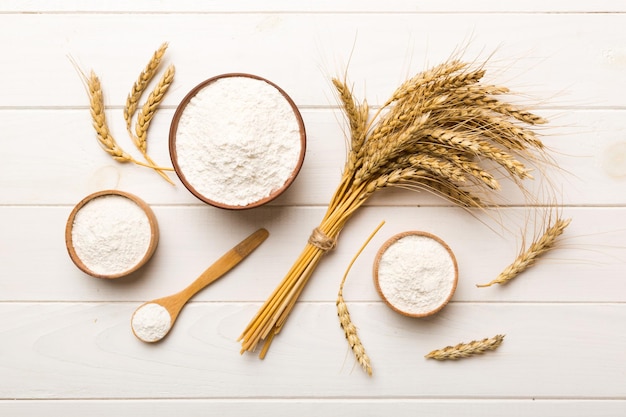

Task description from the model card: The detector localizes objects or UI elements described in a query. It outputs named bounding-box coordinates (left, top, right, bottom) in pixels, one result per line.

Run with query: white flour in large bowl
left=173, top=75, right=303, bottom=207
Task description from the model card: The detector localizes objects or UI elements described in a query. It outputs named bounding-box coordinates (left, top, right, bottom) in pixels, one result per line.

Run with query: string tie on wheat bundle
left=308, top=227, right=337, bottom=251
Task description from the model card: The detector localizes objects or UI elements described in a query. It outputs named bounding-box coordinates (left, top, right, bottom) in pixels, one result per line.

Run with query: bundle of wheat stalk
left=239, top=58, right=549, bottom=358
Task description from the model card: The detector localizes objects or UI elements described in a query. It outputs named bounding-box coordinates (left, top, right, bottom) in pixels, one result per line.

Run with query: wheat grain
left=425, top=334, right=505, bottom=360
left=477, top=217, right=571, bottom=287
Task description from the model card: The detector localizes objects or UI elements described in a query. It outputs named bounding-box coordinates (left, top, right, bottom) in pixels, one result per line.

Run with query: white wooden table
left=1, top=1, right=625, bottom=415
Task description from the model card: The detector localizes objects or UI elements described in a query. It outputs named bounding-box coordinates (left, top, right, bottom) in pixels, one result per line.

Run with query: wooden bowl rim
left=168, top=72, right=307, bottom=210
left=372, top=230, right=459, bottom=318
left=65, top=190, right=160, bottom=279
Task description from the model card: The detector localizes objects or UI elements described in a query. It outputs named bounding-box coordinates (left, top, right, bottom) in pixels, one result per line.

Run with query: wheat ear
left=477, top=217, right=571, bottom=287
left=84, top=70, right=170, bottom=170
left=124, top=42, right=168, bottom=135
left=135, top=64, right=175, bottom=154
left=337, top=221, right=385, bottom=376
left=124, top=44, right=175, bottom=185
left=132, top=64, right=176, bottom=184
left=425, top=334, right=505, bottom=360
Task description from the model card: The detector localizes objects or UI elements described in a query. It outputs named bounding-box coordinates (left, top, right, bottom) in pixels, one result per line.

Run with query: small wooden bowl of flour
left=65, top=190, right=159, bottom=279
left=169, top=73, right=306, bottom=209
left=373, top=231, right=458, bottom=318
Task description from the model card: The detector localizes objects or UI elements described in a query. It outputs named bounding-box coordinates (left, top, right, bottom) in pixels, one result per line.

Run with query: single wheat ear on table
left=239, top=56, right=553, bottom=359
left=425, top=334, right=505, bottom=360
left=477, top=216, right=571, bottom=288
left=335, top=221, right=385, bottom=376
left=82, top=70, right=155, bottom=167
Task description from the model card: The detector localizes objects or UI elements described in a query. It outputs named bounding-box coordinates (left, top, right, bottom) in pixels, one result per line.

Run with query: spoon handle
left=180, top=228, right=269, bottom=301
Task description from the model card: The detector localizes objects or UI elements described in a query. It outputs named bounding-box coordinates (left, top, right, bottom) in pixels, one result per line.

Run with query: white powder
left=71, top=194, right=152, bottom=276
left=174, top=76, right=302, bottom=206
left=131, top=303, right=172, bottom=342
left=376, top=234, right=457, bottom=316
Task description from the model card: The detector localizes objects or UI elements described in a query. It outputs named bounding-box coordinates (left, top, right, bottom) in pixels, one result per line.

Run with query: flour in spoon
left=131, top=303, right=172, bottom=342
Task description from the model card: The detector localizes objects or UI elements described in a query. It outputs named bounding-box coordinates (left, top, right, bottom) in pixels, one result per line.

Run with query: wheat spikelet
left=124, top=42, right=168, bottom=135
left=384, top=60, right=469, bottom=105
left=362, top=168, right=430, bottom=197
left=477, top=216, right=571, bottom=287
left=438, top=106, right=544, bottom=151
left=335, top=221, right=384, bottom=376
left=443, top=154, right=500, bottom=189
left=408, top=154, right=470, bottom=184
left=370, top=144, right=490, bottom=204
left=85, top=71, right=159, bottom=167
left=332, top=78, right=369, bottom=174
left=337, top=295, right=372, bottom=376
left=135, top=64, right=175, bottom=153
left=424, top=128, right=531, bottom=180
left=86, top=71, right=135, bottom=163
left=77, top=68, right=173, bottom=172
left=125, top=47, right=176, bottom=185
left=413, top=178, right=484, bottom=208
left=469, top=95, right=547, bottom=125
left=425, top=334, right=505, bottom=360
left=407, top=151, right=498, bottom=189
left=355, top=113, right=432, bottom=184
left=332, top=78, right=368, bottom=147
left=370, top=67, right=487, bottom=142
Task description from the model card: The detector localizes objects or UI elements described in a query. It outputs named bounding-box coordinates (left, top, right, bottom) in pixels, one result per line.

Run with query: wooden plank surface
left=0, top=109, right=623, bottom=206
left=0, top=206, right=624, bottom=303
left=2, top=400, right=625, bottom=417
left=0, top=303, right=624, bottom=399
left=0, top=13, right=625, bottom=108
left=1, top=1, right=625, bottom=416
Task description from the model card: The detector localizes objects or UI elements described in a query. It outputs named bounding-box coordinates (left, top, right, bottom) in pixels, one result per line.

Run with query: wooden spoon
left=131, top=228, right=269, bottom=343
